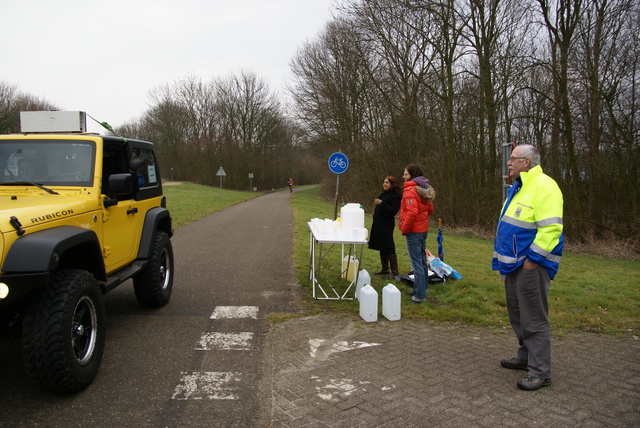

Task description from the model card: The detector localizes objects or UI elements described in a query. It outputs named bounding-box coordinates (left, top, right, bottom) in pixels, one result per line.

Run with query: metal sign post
left=216, top=167, right=226, bottom=199
left=502, top=142, right=514, bottom=202
left=248, top=172, right=254, bottom=192
left=328, top=151, right=349, bottom=219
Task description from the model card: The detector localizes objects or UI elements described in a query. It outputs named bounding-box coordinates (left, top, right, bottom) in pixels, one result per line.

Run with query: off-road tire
left=133, top=231, right=174, bottom=307
left=22, top=269, right=106, bottom=393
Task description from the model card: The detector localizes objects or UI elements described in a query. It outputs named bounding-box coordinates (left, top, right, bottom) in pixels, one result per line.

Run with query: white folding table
left=308, top=222, right=367, bottom=300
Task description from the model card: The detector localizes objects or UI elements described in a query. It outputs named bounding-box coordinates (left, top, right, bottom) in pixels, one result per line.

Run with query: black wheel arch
left=2, top=226, right=106, bottom=282
left=138, top=207, right=172, bottom=259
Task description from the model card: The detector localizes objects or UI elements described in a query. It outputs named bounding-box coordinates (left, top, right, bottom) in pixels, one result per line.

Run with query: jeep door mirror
left=109, top=173, right=135, bottom=195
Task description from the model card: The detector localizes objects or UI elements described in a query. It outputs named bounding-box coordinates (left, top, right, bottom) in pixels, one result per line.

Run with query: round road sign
left=328, top=152, right=349, bottom=174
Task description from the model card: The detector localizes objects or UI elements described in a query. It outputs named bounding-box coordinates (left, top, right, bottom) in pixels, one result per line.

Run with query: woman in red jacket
left=399, top=164, right=435, bottom=303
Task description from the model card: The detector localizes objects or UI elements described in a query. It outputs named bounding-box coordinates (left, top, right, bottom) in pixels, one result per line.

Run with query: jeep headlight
left=0, top=283, right=8, bottom=299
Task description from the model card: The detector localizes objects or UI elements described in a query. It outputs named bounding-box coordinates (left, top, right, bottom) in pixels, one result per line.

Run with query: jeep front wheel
left=133, top=231, right=174, bottom=308
left=22, top=269, right=106, bottom=393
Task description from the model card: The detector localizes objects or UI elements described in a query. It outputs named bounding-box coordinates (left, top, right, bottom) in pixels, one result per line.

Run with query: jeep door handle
left=127, top=207, right=138, bottom=215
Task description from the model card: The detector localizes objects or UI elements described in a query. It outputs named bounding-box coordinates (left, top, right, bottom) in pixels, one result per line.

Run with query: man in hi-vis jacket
left=492, top=144, right=564, bottom=391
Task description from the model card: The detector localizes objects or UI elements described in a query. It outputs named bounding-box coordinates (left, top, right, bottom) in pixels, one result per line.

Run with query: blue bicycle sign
left=328, top=152, right=349, bottom=174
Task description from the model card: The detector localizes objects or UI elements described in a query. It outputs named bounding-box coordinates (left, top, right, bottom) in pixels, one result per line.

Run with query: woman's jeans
left=406, top=232, right=428, bottom=299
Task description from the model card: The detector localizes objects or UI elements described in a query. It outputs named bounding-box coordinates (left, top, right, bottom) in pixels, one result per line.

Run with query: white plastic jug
left=382, top=283, right=401, bottom=321
left=340, top=203, right=364, bottom=231
left=359, top=284, right=378, bottom=322
left=354, top=269, right=371, bottom=300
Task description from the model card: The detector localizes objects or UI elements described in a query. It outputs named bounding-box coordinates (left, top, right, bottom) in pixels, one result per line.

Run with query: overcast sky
left=2, top=0, right=335, bottom=133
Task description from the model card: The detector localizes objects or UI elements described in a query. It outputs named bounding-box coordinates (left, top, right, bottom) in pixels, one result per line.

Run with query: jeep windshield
left=0, top=139, right=96, bottom=187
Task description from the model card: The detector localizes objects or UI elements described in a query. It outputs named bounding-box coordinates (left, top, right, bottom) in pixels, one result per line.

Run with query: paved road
left=1, top=187, right=639, bottom=427
left=0, top=188, right=301, bottom=427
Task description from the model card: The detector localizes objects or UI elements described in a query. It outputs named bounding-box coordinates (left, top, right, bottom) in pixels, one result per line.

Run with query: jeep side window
left=130, top=148, right=158, bottom=189
left=102, top=142, right=134, bottom=199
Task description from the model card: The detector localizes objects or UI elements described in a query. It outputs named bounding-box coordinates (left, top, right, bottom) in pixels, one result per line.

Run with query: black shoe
left=500, top=357, right=528, bottom=371
left=374, top=270, right=390, bottom=275
left=405, top=291, right=414, bottom=296
left=517, top=376, right=551, bottom=391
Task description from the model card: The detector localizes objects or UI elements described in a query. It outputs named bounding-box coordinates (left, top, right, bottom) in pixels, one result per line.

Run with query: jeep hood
left=0, top=191, right=97, bottom=234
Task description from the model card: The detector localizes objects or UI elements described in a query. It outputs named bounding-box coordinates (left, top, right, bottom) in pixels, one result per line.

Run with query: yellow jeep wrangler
left=0, top=111, right=174, bottom=393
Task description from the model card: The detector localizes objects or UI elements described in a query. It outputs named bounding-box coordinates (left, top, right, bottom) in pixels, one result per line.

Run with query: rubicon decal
left=31, top=209, right=74, bottom=223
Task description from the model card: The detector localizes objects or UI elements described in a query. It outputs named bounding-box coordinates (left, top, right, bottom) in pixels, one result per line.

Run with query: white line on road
left=196, top=332, right=254, bottom=350
left=210, top=306, right=259, bottom=319
left=172, top=372, right=242, bottom=400
left=172, top=306, right=260, bottom=401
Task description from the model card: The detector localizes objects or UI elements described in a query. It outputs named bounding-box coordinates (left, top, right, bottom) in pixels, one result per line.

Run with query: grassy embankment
left=163, top=181, right=263, bottom=228
left=164, top=182, right=640, bottom=337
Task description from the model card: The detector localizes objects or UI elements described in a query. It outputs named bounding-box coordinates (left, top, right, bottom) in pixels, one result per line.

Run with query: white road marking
left=173, top=306, right=260, bottom=401
left=210, top=306, right=259, bottom=319
left=311, top=376, right=371, bottom=402
left=172, top=372, right=242, bottom=400
left=196, top=332, right=254, bottom=350
left=309, top=339, right=381, bottom=358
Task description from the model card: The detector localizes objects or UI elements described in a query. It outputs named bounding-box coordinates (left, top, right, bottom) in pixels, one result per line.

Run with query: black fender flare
left=137, top=207, right=172, bottom=259
left=2, top=226, right=105, bottom=280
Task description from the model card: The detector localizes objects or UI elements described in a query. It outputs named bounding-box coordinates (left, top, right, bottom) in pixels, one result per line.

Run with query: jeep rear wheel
left=22, top=269, right=106, bottom=393
left=133, top=231, right=174, bottom=307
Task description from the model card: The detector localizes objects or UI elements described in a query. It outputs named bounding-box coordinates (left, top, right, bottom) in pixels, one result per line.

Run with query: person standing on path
left=398, top=164, right=435, bottom=304
left=492, top=144, right=564, bottom=391
left=288, top=177, right=294, bottom=193
left=369, top=176, right=402, bottom=279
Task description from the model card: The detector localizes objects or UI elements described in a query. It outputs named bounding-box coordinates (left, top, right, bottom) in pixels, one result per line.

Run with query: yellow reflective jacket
left=492, top=165, right=564, bottom=279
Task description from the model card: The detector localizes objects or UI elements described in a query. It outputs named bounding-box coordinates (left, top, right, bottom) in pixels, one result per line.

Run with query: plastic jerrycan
left=354, top=269, right=371, bottom=300
left=359, top=284, right=378, bottom=322
left=382, top=283, right=401, bottom=321
left=340, top=203, right=364, bottom=231
left=342, top=256, right=360, bottom=281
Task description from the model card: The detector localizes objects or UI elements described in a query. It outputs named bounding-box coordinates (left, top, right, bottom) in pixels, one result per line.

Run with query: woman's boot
left=387, top=254, right=399, bottom=279
left=374, top=252, right=390, bottom=275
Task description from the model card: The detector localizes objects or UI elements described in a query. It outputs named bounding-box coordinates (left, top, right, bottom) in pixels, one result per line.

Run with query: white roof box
left=20, top=111, right=87, bottom=133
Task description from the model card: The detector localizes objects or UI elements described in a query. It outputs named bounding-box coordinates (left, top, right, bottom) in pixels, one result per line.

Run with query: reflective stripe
left=504, top=215, right=563, bottom=229
left=493, top=251, right=525, bottom=264
left=537, top=216, right=563, bottom=227
left=531, top=243, right=562, bottom=263
left=531, top=243, right=550, bottom=257
left=502, top=216, right=537, bottom=229
left=547, top=253, right=562, bottom=263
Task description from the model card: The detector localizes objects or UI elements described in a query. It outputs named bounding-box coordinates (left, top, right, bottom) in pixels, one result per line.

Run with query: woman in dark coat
left=368, top=176, right=402, bottom=278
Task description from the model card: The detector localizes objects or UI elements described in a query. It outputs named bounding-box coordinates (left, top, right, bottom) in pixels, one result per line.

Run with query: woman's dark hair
left=385, top=175, right=402, bottom=194
left=404, top=164, right=425, bottom=179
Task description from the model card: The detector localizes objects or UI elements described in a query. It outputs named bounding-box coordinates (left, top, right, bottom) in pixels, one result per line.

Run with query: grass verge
left=163, top=182, right=263, bottom=228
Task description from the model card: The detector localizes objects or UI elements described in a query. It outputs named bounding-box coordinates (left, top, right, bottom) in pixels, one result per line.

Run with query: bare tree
left=0, top=81, right=59, bottom=133
left=572, top=0, right=636, bottom=232
left=537, top=0, right=583, bottom=188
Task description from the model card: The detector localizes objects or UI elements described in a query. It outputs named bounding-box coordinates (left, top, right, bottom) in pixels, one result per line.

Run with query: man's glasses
left=509, top=156, right=528, bottom=162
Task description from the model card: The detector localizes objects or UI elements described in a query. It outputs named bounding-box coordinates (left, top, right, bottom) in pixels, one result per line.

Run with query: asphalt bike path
left=0, top=188, right=301, bottom=427
left=158, top=187, right=302, bottom=426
